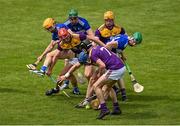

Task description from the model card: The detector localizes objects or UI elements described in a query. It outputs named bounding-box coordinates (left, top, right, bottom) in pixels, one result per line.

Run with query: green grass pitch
left=0, top=0, right=180, bottom=124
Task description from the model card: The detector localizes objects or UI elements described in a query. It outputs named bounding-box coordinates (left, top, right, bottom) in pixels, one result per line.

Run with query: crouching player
left=58, top=45, right=126, bottom=119
left=27, top=18, right=74, bottom=88
left=27, top=18, right=72, bottom=70
left=75, top=32, right=142, bottom=107
left=27, top=18, right=79, bottom=94
left=45, top=28, right=106, bottom=95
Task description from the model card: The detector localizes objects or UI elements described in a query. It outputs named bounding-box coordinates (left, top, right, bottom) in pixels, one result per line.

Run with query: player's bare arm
left=86, top=28, right=94, bottom=37
left=95, top=59, right=106, bottom=77
left=87, top=35, right=106, bottom=47
left=105, top=41, right=118, bottom=50
left=38, top=40, right=58, bottom=61
left=58, top=62, right=81, bottom=82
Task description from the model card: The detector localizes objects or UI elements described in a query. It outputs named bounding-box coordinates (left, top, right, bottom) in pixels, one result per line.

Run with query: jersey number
left=100, top=47, right=112, bottom=56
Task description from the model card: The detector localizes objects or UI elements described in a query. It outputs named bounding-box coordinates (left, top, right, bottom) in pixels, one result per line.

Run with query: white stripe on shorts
left=68, top=58, right=79, bottom=65
left=103, top=66, right=126, bottom=80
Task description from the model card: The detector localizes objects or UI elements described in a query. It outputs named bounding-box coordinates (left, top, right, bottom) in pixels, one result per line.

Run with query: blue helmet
left=78, top=51, right=89, bottom=64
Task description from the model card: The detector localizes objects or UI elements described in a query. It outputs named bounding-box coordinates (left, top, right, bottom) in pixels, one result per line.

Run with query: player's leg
left=47, top=49, right=74, bottom=75
left=76, top=65, right=94, bottom=100
left=117, top=78, right=127, bottom=101
left=40, top=50, right=58, bottom=73
left=75, top=66, right=96, bottom=108
left=84, top=65, right=93, bottom=81
left=101, top=80, right=122, bottom=115
left=107, top=67, right=126, bottom=114
left=54, top=50, right=75, bottom=88
left=69, top=73, right=80, bottom=95
left=93, top=75, right=110, bottom=119
left=102, top=85, right=110, bottom=100
left=76, top=69, right=86, bottom=84
left=84, top=65, right=95, bottom=98
left=46, top=63, right=74, bottom=96
left=61, top=59, right=70, bottom=89
left=32, top=49, right=60, bottom=76
left=56, top=57, right=80, bottom=95
left=109, top=87, right=122, bottom=115
left=83, top=65, right=95, bottom=102
left=68, top=58, right=81, bottom=95
left=85, top=78, right=96, bottom=101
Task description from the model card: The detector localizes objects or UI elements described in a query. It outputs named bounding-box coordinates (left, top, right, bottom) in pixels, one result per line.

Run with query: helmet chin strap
left=61, top=34, right=72, bottom=43
left=105, top=24, right=114, bottom=30
left=128, top=36, right=134, bottom=40
left=128, top=36, right=136, bottom=46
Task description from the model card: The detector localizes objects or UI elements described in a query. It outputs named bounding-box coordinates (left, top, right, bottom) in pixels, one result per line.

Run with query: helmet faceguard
left=104, top=11, right=115, bottom=29
left=68, top=9, right=79, bottom=25
left=58, top=28, right=71, bottom=43
left=128, top=32, right=143, bottom=46
left=58, top=28, right=69, bottom=39
left=132, top=32, right=142, bottom=44
left=128, top=36, right=136, bottom=46
left=78, top=51, right=89, bottom=64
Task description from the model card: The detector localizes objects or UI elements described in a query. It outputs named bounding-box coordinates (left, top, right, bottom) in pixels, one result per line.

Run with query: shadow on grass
left=45, top=92, right=85, bottom=99
left=44, top=92, right=85, bottom=106
left=121, top=102, right=150, bottom=108
left=125, top=111, right=158, bottom=120
left=123, top=94, right=170, bottom=102
left=0, top=87, right=27, bottom=94
left=93, top=111, right=158, bottom=122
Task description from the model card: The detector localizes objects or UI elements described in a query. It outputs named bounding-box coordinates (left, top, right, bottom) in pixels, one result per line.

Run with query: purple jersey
left=90, top=46, right=124, bottom=70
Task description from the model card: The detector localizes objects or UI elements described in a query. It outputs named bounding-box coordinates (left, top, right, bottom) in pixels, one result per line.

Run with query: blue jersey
left=64, top=17, right=91, bottom=34
left=52, top=23, right=68, bottom=41
left=109, top=34, right=128, bottom=52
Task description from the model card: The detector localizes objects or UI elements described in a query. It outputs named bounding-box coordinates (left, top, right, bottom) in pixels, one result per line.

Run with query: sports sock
left=100, top=103, right=108, bottom=111
left=113, top=85, right=119, bottom=92
left=40, top=66, right=47, bottom=72
left=73, top=87, right=80, bottom=92
left=120, top=88, right=126, bottom=97
left=63, top=80, right=69, bottom=85
left=113, top=102, right=120, bottom=110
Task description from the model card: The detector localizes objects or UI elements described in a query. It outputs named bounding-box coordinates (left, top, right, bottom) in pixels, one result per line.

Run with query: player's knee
left=93, top=84, right=99, bottom=91
left=84, top=72, right=92, bottom=80
left=46, top=52, right=53, bottom=58
left=92, top=84, right=97, bottom=91
left=70, top=74, right=77, bottom=84
left=102, top=85, right=108, bottom=92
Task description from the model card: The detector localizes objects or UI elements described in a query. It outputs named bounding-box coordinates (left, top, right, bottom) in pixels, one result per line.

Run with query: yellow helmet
left=42, top=18, right=55, bottom=29
left=104, top=11, right=114, bottom=20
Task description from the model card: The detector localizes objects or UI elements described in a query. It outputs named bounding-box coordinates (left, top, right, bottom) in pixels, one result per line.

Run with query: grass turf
left=0, top=0, right=180, bottom=124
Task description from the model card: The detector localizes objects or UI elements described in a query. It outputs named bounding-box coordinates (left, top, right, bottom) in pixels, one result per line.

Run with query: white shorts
left=68, top=58, right=79, bottom=65
left=103, top=66, right=126, bottom=80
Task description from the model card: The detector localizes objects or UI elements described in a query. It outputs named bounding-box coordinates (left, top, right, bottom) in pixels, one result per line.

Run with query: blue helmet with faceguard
left=78, top=51, right=89, bottom=64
